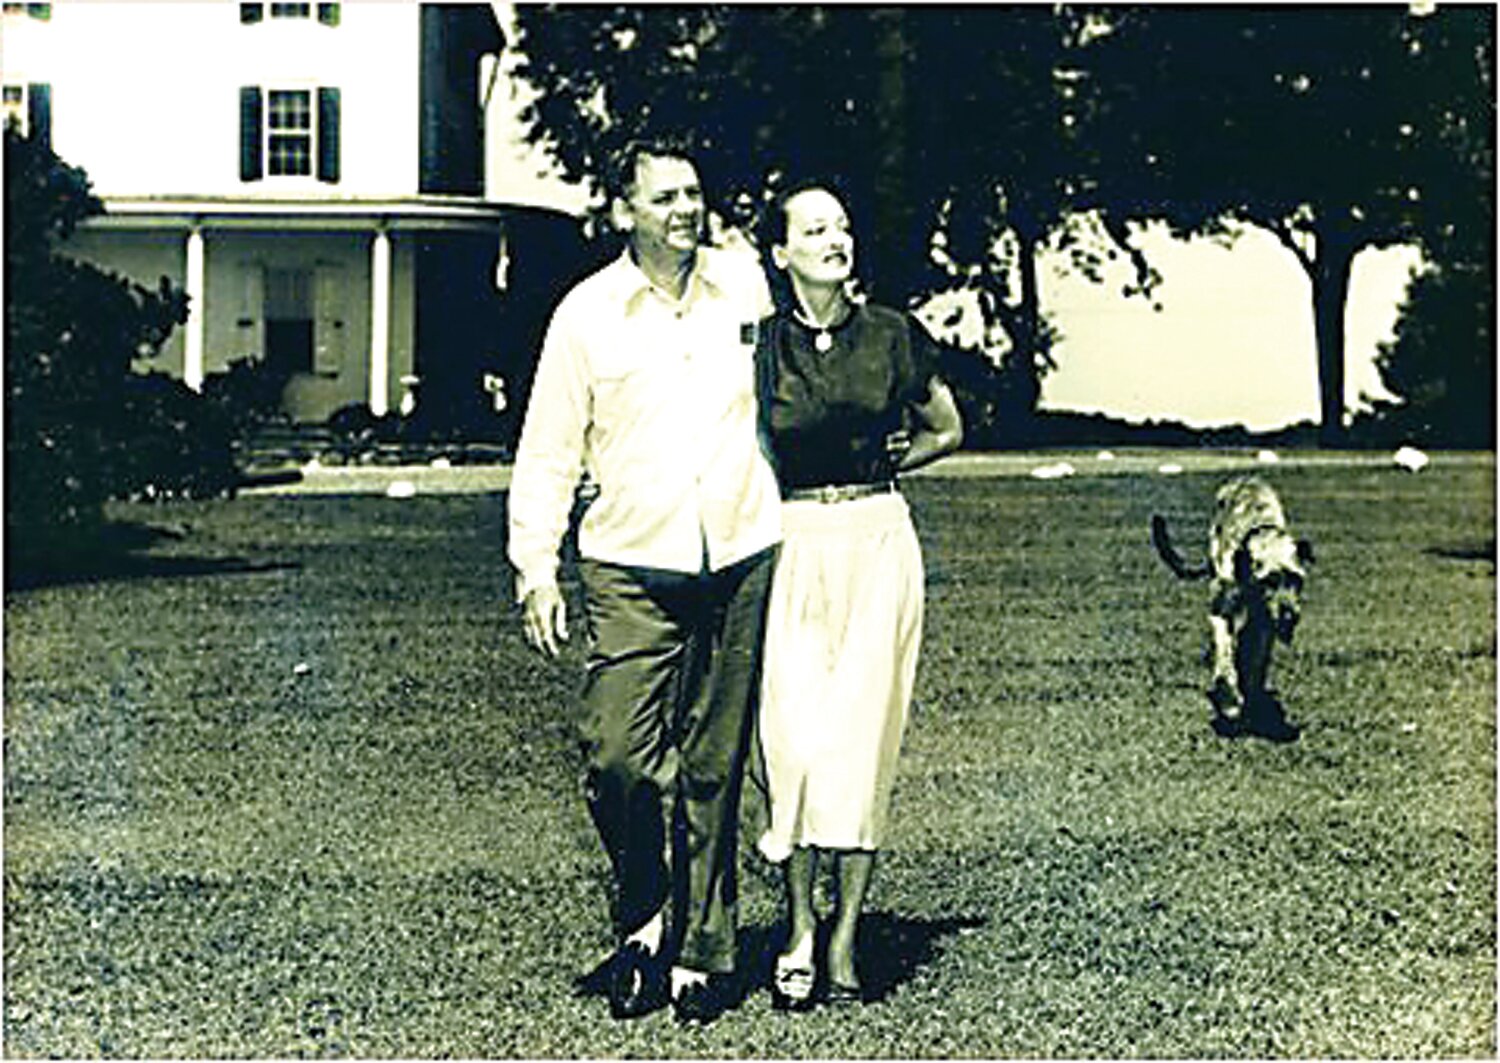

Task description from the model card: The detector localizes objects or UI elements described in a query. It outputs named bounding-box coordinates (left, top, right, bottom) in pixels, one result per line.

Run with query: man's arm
left=508, top=302, right=589, bottom=656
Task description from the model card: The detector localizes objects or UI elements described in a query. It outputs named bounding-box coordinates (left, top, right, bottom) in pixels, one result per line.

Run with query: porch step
left=241, top=425, right=335, bottom=467
left=241, top=424, right=511, bottom=470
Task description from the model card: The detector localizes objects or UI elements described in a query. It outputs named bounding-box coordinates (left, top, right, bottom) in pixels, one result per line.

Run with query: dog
left=1151, top=476, right=1313, bottom=737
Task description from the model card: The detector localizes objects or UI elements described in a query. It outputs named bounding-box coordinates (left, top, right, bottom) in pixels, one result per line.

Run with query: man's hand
left=522, top=585, right=569, bottom=657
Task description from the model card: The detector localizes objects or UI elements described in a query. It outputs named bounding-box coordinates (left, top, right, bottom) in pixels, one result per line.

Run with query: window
left=1, top=85, right=24, bottom=134
left=1, top=82, right=48, bottom=144
left=239, top=85, right=339, bottom=183
left=267, top=90, right=311, bottom=176
left=240, top=2, right=337, bottom=25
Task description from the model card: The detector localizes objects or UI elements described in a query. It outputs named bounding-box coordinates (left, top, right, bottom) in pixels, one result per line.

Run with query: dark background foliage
left=3, top=129, right=287, bottom=573
left=5, top=128, right=187, bottom=557
left=2, top=6, right=1492, bottom=583
left=513, top=3, right=1494, bottom=447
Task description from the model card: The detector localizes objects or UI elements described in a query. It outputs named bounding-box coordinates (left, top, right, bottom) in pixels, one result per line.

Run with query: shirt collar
left=604, top=247, right=730, bottom=310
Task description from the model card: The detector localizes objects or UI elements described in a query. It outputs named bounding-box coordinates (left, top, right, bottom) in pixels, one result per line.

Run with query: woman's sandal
left=824, top=976, right=865, bottom=1006
left=824, top=952, right=865, bottom=1006
left=770, top=939, right=817, bottom=1013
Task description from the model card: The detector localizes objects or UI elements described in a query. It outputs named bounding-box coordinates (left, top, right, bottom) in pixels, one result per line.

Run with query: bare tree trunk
left=1010, top=223, right=1045, bottom=411
left=870, top=7, right=918, bottom=300
left=1312, top=226, right=1355, bottom=447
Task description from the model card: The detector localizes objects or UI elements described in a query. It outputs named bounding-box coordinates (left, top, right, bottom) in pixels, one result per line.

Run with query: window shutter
left=239, top=3, right=262, bottom=24
left=239, top=86, right=263, bottom=181
left=312, top=263, right=344, bottom=375
left=316, top=86, right=340, bottom=184
left=26, top=82, right=49, bottom=149
left=316, top=3, right=339, bottom=27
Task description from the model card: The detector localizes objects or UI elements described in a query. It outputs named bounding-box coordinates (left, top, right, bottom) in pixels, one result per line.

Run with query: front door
left=264, top=267, right=313, bottom=378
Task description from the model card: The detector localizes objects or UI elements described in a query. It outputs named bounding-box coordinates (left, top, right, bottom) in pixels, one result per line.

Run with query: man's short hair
left=603, top=132, right=701, bottom=202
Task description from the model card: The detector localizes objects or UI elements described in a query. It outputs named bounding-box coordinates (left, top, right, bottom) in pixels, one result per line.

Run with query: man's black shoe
left=672, top=975, right=737, bottom=1027
left=608, top=942, right=665, bottom=1020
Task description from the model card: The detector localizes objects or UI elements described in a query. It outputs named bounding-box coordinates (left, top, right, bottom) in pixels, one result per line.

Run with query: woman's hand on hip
left=885, top=429, right=913, bottom=465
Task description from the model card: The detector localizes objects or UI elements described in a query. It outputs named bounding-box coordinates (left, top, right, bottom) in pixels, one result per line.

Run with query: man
left=507, top=135, right=780, bottom=1026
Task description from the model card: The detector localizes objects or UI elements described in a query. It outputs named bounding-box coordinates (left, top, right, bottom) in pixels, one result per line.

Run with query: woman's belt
left=783, top=480, right=897, bottom=504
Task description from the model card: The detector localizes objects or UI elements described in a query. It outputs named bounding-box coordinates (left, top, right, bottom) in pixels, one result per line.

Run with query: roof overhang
left=83, top=195, right=507, bottom=233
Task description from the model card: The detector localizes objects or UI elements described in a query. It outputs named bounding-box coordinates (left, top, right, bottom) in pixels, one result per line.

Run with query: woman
left=753, top=181, right=963, bottom=1010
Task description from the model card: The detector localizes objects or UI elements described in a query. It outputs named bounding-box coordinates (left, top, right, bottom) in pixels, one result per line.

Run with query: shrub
left=4, top=128, right=191, bottom=562
left=326, top=402, right=404, bottom=459
left=200, top=355, right=292, bottom=443
left=109, top=372, right=242, bottom=500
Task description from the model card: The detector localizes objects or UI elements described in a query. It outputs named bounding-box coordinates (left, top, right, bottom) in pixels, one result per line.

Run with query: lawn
left=3, top=454, right=1494, bottom=1058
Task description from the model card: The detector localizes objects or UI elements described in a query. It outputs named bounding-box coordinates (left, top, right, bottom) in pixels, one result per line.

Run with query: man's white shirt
left=508, top=246, right=782, bottom=599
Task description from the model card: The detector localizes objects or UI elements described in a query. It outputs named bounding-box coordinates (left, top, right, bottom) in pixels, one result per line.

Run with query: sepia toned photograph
left=2, top=1, right=1493, bottom=1057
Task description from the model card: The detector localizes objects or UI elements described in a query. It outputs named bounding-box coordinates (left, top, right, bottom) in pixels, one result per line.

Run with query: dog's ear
left=1296, top=538, right=1315, bottom=566
left=1233, top=545, right=1253, bottom=584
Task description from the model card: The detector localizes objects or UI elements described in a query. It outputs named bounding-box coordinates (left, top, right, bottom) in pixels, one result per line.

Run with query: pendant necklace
left=793, top=307, right=840, bottom=352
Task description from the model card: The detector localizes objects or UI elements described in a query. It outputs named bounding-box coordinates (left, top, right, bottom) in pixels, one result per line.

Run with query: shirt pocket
left=586, top=352, right=647, bottom=436
left=587, top=348, right=638, bottom=397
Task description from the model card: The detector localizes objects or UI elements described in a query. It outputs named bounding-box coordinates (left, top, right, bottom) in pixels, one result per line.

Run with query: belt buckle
left=817, top=484, right=841, bottom=504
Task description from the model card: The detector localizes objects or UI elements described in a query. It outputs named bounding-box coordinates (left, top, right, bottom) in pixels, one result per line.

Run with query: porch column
left=184, top=225, right=206, bottom=390
left=369, top=226, right=391, bottom=416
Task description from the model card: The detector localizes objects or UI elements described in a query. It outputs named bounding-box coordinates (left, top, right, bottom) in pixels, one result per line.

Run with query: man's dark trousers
left=578, top=546, right=774, bottom=975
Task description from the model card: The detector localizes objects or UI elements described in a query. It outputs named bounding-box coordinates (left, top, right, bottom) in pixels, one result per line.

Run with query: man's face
left=616, top=153, right=705, bottom=258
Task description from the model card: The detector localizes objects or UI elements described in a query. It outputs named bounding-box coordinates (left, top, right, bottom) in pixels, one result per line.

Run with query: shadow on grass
left=573, top=911, right=986, bottom=1009
left=853, top=911, right=989, bottom=1003
left=1211, top=692, right=1302, bottom=744
left=6, top=520, right=298, bottom=591
left=1424, top=538, right=1496, bottom=564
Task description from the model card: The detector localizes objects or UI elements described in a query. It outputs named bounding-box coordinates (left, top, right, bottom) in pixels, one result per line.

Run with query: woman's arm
left=890, top=376, right=964, bottom=474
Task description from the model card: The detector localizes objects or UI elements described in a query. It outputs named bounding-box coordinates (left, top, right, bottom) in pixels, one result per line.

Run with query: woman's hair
left=602, top=132, right=700, bottom=202
left=758, top=177, right=850, bottom=249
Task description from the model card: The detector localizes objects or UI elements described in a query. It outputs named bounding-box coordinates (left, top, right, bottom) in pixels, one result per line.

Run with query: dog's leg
left=1207, top=613, right=1242, bottom=720
left=1207, top=580, right=1244, bottom=720
left=1235, top=610, right=1274, bottom=707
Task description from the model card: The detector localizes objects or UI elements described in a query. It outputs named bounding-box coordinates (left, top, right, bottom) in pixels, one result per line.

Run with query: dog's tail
left=1151, top=514, right=1212, bottom=580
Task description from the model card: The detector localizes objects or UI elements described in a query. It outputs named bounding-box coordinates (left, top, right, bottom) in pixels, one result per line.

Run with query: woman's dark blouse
left=755, top=302, right=940, bottom=491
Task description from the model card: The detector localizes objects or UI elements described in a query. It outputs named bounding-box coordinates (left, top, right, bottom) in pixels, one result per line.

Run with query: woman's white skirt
left=756, top=490, right=923, bottom=863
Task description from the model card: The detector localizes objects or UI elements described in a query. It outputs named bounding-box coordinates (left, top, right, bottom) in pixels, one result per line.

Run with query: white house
left=0, top=0, right=576, bottom=427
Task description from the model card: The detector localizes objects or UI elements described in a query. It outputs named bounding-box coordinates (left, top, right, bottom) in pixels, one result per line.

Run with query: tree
left=1369, top=257, right=1494, bottom=447
left=4, top=127, right=188, bottom=559
left=903, top=6, right=1163, bottom=428
left=1370, top=3, right=1495, bottom=448
left=1081, top=4, right=1494, bottom=444
left=513, top=5, right=1491, bottom=444
left=511, top=5, right=1157, bottom=439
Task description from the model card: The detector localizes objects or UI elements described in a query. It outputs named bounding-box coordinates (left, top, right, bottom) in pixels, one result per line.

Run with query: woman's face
left=773, top=188, right=854, bottom=287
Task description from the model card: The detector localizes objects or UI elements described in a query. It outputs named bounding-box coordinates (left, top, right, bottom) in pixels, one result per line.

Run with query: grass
left=3, top=454, right=1494, bottom=1058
